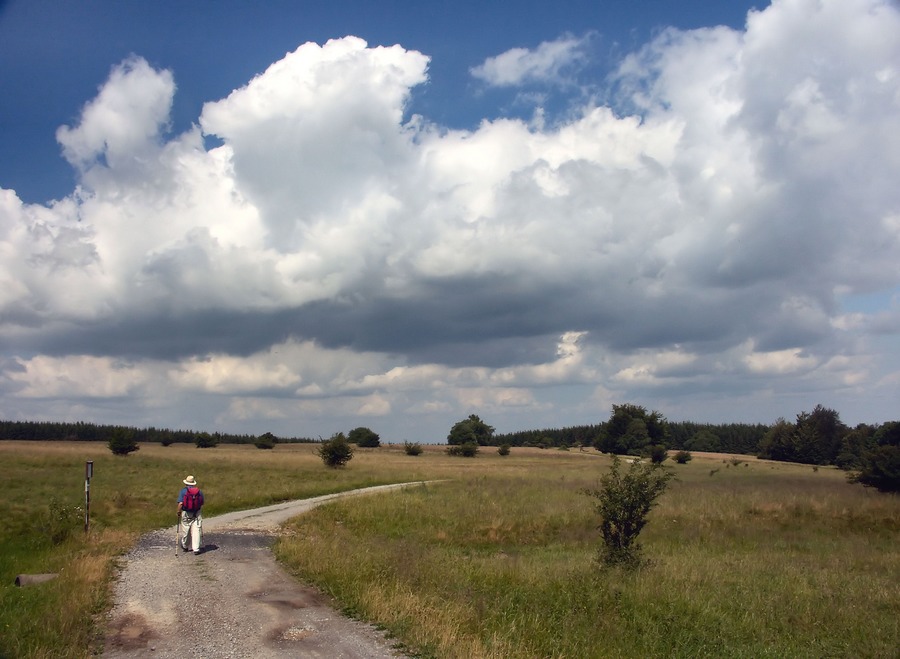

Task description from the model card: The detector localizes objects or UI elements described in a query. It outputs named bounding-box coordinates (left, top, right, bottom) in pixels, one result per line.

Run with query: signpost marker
left=84, top=461, right=93, bottom=533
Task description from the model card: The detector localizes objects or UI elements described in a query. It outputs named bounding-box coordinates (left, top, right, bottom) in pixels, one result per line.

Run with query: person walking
left=177, top=475, right=204, bottom=555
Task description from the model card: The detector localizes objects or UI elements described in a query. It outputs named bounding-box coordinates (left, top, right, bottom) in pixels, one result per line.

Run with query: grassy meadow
left=0, top=441, right=897, bottom=658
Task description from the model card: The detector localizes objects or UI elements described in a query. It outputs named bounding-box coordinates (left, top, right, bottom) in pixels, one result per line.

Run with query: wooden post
left=84, top=460, right=93, bottom=533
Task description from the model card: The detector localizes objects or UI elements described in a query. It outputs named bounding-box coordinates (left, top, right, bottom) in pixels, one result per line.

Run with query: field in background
left=0, top=441, right=897, bottom=658
left=276, top=450, right=900, bottom=658
left=0, top=440, right=447, bottom=658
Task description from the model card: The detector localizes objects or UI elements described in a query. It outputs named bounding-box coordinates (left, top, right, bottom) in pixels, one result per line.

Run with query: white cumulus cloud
left=470, top=34, right=592, bottom=87
left=1, top=2, right=899, bottom=438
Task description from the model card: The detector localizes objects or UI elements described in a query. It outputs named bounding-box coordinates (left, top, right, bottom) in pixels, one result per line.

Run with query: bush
left=446, top=441, right=479, bottom=457
left=254, top=432, right=277, bottom=450
left=583, top=456, right=674, bottom=569
left=498, top=444, right=511, bottom=456
left=108, top=428, right=139, bottom=456
left=317, top=432, right=354, bottom=468
left=349, top=426, right=380, bottom=448
left=648, top=444, right=669, bottom=463
left=40, top=498, right=84, bottom=545
left=404, top=441, right=423, bottom=456
left=673, top=450, right=692, bottom=464
left=195, top=432, right=218, bottom=449
left=851, top=444, right=900, bottom=493
left=447, top=414, right=494, bottom=445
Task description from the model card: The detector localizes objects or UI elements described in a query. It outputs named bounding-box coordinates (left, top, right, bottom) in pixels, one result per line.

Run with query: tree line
left=0, top=420, right=316, bottom=445
left=476, top=404, right=899, bottom=493
left=492, top=416, right=767, bottom=455
left=3, top=402, right=897, bottom=493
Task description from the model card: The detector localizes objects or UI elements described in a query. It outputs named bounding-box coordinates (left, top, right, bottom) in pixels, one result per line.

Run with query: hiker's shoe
left=193, top=550, right=201, bottom=555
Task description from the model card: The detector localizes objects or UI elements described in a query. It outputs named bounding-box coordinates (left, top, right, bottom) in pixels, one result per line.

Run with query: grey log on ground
left=15, top=573, right=58, bottom=587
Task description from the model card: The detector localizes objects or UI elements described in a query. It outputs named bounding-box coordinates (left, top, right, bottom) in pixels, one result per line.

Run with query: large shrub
left=254, top=432, right=277, bottom=450
left=403, top=441, right=423, bottom=456
left=850, top=421, right=900, bottom=493
left=108, top=428, right=139, bottom=456
left=446, top=441, right=479, bottom=457
left=318, top=432, right=354, bottom=468
left=595, top=404, right=669, bottom=455
left=584, top=456, right=674, bottom=568
left=349, top=426, right=381, bottom=448
left=195, top=432, right=218, bottom=449
left=649, top=444, right=668, bottom=463
left=447, top=414, right=494, bottom=445
left=673, top=450, right=692, bottom=464
left=852, top=445, right=900, bottom=492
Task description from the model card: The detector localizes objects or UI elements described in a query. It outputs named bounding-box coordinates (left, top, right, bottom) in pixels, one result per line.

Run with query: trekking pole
left=175, top=510, right=180, bottom=557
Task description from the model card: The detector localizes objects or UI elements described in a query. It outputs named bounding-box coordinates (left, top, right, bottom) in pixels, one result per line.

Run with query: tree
left=685, top=429, right=721, bottom=453
left=595, top=404, right=669, bottom=456
left=108, top=428, right=139, bottom=456
left=795, top=405, right=847, bottom=465
left=583, top=456, right=674, bottom=568
left=348, top=427, right=380, bottom=448
left=850, top=421, right=900, bottom=493
left=447, top=414, right=494, bottom=446
left=836, top=424, right=876, bottom=470
left=760, top=406, right=848, bottom=465
left=758, top=418, right=797, bottom=461
left=317, top=432, right=354, bottom=468
left=195, top=432, right=218, bottom=449
left=254, top=432, right=278, bottom=450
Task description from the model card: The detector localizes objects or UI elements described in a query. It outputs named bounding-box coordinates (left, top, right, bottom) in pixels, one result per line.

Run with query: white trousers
left=180, top=511, right=202, bottom=552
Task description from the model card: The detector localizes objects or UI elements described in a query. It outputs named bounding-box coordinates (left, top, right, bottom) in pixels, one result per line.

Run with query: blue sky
left=1, top=0, right=898, bottom=442
left=2, top=0, right=756, bottom=202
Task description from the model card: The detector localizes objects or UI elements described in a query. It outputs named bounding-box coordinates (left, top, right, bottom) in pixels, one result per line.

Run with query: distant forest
left=0, top=420, right=316, bottom=445
left=0, top=418, right=767, bottom=454
left=5, top=407, right=895, bottom=492
left=494, top=421, right=768, bottom=455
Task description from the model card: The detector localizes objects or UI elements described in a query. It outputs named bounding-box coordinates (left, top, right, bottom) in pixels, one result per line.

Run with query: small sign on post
left=84, top=461, right=93, bottom=533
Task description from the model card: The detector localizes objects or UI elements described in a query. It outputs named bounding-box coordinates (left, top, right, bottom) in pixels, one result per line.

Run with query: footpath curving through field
left=103, top=483, right=431, bottom=658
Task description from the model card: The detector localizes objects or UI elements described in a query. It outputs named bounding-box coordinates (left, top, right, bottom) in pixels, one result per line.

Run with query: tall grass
left=2, top=443, right=897, bottom=658
left=0, top=440, right=452, bottom=658
left=274, top=453, right=900, bottom=658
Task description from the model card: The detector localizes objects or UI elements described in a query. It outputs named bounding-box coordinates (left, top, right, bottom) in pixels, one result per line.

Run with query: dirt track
left=103, top=484, right=428, bottom=658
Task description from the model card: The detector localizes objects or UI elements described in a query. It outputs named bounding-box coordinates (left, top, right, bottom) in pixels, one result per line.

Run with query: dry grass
left=2, top=442, right=898, bottom=658
left=276, top=451, right=900, bottom=658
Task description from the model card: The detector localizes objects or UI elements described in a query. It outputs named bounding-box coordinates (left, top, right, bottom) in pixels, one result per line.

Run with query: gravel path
left=103, top=483, right=428, bottom=658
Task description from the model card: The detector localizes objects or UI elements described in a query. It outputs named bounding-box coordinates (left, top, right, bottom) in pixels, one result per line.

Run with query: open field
left=0, top=441, right=897, bottom=658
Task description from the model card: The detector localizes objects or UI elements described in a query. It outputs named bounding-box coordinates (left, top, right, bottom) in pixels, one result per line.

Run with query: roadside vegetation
left=1, top=440, right=897, bottom=658
left=0, top=440, right=440, bottom=658
left=276, top=448, right=900, bottom=658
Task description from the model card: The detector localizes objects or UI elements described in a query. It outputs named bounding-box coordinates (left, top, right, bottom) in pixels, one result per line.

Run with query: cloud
left=2, top=1, right=900, bottom=437
left=470, top=34, right=592, bottom=87
left=7, top=355, right=149, bottom=398
left=56, top=56, right=176, bottom=174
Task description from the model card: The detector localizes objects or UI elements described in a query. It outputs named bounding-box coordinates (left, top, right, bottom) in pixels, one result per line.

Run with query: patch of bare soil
left=102, top=484, right=427, bottom=658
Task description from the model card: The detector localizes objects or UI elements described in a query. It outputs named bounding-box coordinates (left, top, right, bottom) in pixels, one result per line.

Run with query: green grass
left=0, top=440, right=446, bottom=658
left=1, top=442, right=898, bottom=658
left=274, top=452, right=900, bottom=658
